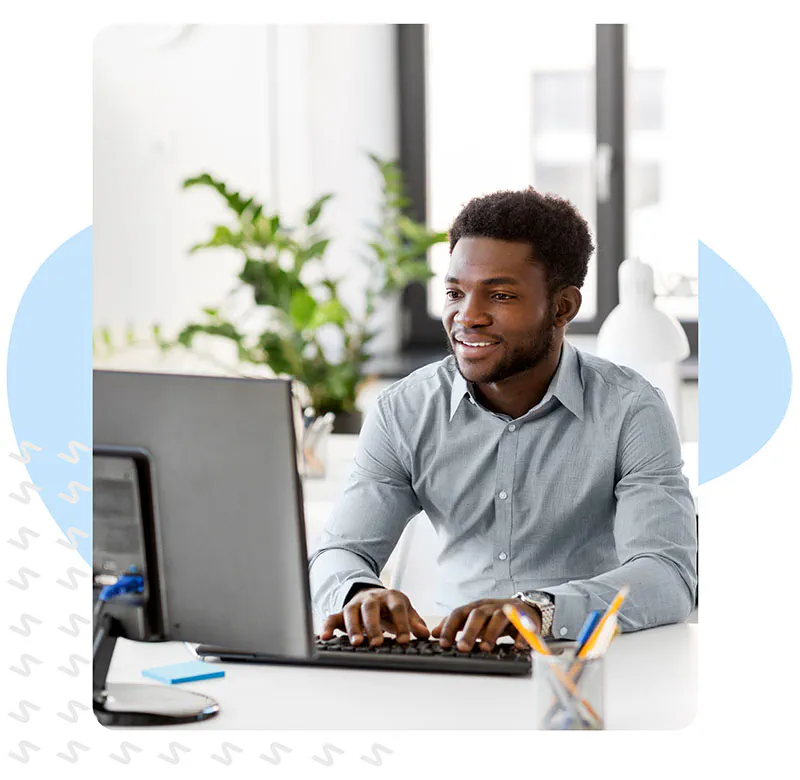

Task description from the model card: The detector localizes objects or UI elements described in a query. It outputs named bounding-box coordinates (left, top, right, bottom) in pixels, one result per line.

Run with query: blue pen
left=575, top=610, right=602, bottom=655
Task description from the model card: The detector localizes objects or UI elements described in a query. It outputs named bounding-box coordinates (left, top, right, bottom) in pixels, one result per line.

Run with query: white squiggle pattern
left=9, top=481, right=42, bottom=504
left=7, top=527, right=40, bottom=549
left=8, top=741, right=40, bottom=763
left=8, top=700, right=41, bottom=723
left=56, top=526, right=89, bottom=550
left=312, top=744, right=345, bottom=766
left=57, top=613, right=91, bottom=637
left=109, top=742, right=143, bottom=764
left=9, top=613, right=42, bottom=637
left=56, top=566, right=89, bottom=589
left=210, top=742, right=244, bottom=765
left=260, top=742, right=293, bottom=765
left=57, top=481, right=90, bottom=504
left=7, top=567, right=40, bottom=590
left=57, top=441, right=90, bottom=464
left=9, top=654, right=42, bottom=676
left=9, top=441, right=43, bottom=464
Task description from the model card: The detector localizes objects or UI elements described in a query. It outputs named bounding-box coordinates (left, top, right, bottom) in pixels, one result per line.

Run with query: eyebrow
left=444, top=276, right=522, bottom=286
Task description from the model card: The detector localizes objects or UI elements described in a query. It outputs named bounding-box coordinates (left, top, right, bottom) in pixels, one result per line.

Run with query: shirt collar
left=448, top=339, right=584, bottom=422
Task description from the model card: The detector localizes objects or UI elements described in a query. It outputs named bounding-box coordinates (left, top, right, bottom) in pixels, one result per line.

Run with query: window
left=397, top=24, right=697, bottom=357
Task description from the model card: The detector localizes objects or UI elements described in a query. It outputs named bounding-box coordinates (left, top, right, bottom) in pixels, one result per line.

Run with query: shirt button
left=498, top=552, right=508, bottom=561
left=559, top=627, right=568, bottom=637
left=498, top=491, right=508, bottom=500
left=508, top=424, right=516, bottom=432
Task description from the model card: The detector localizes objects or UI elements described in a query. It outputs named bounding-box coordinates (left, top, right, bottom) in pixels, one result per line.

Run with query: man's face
left=442, top=237, right=558, bottom=385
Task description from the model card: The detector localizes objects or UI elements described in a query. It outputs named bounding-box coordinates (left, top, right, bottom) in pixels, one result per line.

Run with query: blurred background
left=93, top=23, right=697, bottom=440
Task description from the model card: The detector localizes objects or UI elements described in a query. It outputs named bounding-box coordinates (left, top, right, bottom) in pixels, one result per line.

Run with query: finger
left=439, top=603, right=477, bottom=648
left=343, top=603, right=365, bottom=645
left=479, top=609, right=510, bottom=651
left=458, top=607, right=491, bottom=651
left=430, top=620, right=444, bottom=638
left=408, top=606, right=430, bottom=639
left=438, top=606, right=469, bottom=648
left=386, top=592, right=413, bottom=643
left=360, top=595, right=384, bottom=647
left=321, top=612, right=345, bottom=640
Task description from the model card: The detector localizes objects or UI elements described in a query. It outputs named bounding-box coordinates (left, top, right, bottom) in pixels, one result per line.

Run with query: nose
left=453, top=293, right=491, bottom=328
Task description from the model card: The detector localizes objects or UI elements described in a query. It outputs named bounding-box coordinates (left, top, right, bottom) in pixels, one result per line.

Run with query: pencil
left=577, top=585, right=629, bottom=659
left=502, top=604, right=550, bottom=655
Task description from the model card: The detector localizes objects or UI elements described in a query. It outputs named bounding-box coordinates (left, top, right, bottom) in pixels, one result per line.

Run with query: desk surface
left=107, top=621, right=696, bottom=730
left=105, top=435, right=699, bottom=730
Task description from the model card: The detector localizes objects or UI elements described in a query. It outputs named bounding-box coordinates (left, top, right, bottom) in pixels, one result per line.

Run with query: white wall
left=94, top=24, right=399, bottom=372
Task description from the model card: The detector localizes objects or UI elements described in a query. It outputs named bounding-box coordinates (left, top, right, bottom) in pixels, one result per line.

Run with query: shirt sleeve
left=544, top=384, right=698, bottom=639
left=308, top=391, right=423, bottom=621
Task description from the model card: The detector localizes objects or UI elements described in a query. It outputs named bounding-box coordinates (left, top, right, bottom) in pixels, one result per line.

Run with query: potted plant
left=164, top=153, right=447, bottom=433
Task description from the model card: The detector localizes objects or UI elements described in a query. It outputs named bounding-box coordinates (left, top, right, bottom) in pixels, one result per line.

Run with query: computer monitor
left=93, top=370, right=314, bottom=658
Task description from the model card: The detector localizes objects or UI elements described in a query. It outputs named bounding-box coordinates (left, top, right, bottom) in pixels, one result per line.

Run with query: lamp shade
left=596, top=258, right=690, bottom=364
left=596, top=258, right=690, bottom=432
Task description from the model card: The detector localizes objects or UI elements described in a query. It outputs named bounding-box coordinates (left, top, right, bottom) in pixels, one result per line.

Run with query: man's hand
left=320, top=587, right=430, bottom=647
left=431, top=598, right=542, bottom=652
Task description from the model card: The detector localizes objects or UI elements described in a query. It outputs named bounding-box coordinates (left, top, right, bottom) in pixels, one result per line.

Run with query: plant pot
left=332, top=410, right=363, bottom=435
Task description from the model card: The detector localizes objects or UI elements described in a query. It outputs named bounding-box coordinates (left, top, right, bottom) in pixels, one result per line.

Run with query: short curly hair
left=448, top=188, right=594, bottom=294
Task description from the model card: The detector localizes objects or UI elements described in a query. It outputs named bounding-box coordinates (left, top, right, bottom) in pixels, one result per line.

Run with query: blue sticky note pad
left=142, top=661, right=225, bottom=685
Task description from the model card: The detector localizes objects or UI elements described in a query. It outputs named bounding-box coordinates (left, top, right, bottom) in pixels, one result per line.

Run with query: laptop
left=93, top=370, right=531, bottom=676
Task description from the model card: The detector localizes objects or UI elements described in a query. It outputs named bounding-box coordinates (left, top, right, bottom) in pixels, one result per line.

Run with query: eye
left=492, top=293, right=515, bottom=301
left=445, top=290, right=461, bottom=300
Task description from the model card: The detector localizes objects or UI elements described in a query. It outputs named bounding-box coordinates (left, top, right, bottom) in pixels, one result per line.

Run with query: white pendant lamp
left=596, top=257, right=690, bottom=429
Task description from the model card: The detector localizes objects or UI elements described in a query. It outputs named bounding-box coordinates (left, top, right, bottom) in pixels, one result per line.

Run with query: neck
left=473, top=337, right=564, bottom=419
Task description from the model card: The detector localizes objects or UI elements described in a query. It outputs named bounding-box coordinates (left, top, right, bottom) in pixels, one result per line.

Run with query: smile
left=454, top=337, right=501, bottom=357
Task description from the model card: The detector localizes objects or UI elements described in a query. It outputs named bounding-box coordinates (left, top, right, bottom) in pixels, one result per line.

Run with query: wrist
left=344, top=583, right=384, bottom=605
left=513, top=591, right=555, bottom=638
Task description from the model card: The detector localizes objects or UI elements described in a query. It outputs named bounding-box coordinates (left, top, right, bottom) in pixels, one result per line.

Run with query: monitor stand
left=93, top=611, right=220, bottom=726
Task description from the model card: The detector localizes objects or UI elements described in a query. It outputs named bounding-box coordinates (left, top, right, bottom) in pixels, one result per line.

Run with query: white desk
left=107, top=622, right=696, bottom=730
left=106, top=434, right=699, bottom=730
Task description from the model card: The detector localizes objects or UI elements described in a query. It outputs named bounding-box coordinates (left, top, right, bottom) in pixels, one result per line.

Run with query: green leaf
left=289, top=288, right=318, bottom=329
left=239, top=259, right=297, bottom=311
left=308, top=298, right=351, bottom=330
left=177, top=321, right=243, bottom=349
left=305, top=193, right=334, bottom=226
left=258, top=331, right=295, bottom=375
left=189, top=225, right=244, bottom=253
left=183, top=173, right=261, bottom=218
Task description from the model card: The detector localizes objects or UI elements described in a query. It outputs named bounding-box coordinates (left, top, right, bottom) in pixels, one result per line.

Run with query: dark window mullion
left=569, top=23, right=626, bottom=335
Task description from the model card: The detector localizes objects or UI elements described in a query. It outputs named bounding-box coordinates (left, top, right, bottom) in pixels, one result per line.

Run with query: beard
left=446, top=307, right=557, bottom=385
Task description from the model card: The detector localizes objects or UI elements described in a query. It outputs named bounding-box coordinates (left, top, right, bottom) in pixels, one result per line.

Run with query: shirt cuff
left=330, top=574, right=385, bottom=614
left=540, top=586, right=591, bottom=640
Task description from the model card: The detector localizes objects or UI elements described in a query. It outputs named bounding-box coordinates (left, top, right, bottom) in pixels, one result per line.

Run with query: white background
left=2, top=1, right=799, bottom=778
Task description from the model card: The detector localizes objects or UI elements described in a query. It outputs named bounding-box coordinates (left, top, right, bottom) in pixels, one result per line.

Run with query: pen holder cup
left=532, top=651, right=605, bottom=730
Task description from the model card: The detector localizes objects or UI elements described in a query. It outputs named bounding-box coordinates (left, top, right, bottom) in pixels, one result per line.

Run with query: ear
left=553, top=286, right=582, bottom=328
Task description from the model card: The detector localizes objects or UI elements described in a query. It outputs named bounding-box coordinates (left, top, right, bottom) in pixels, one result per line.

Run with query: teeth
left=458, top=339, right=495, bottom=347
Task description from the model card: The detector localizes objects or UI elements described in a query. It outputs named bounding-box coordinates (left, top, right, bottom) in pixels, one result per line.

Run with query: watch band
left=513, top=591, right=555, bottom=638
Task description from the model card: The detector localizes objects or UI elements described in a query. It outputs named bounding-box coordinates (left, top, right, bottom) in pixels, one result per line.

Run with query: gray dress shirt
left=308, top=339, right=697, bottom=639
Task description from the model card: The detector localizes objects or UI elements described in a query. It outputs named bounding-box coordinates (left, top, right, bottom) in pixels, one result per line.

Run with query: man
left=309, top=188, right=697, bottom=653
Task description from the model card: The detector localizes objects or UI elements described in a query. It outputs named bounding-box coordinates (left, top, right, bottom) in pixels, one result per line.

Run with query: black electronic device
left=92, top=446, right=219, bottom=726
left=94, top=369, right=537, bottom=682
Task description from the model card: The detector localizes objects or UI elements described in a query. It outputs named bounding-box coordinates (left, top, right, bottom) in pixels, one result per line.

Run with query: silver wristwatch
left=513, top=591, right=555, bottom=638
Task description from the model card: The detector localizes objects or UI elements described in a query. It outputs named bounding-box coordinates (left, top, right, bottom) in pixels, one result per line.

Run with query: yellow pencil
left=502, top=603, right=550, bottom=655
left=577, top=585, right=629, bottom=659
